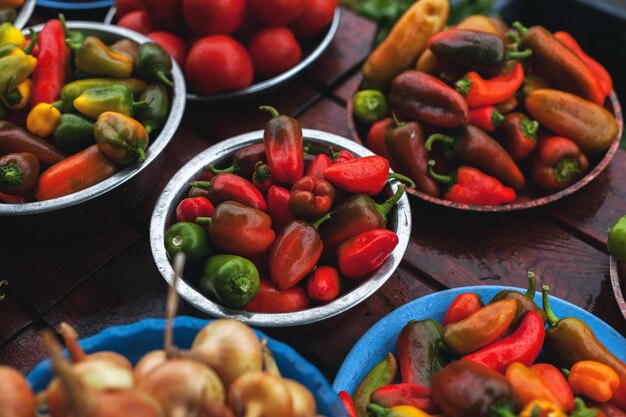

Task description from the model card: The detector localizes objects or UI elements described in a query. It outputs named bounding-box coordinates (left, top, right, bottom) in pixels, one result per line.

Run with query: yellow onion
left=134, top=350, right=168, bottom=381
left=283, top=380, right=316, bottom=417
left=60, top=322, right=132, bottom=370
left=0, top=366, right=36, bottom=417
left=228, top=372, right=293, bottom=417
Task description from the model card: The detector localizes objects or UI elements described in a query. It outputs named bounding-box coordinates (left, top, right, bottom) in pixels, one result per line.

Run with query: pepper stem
left=542, top=284, right=559, bottom=327
left=506, top=30, right=521, bottom=44
left=455, top=76, right=472, bottom=97
left=254, top=161, right=271, bottom=182
left=391, top=111, right=405, bottom=128
left=0, top=163, right=24, bottom=187
left=208, top=163, right=238, bottom=174
left=156, top=71, right=174, bottom=88
left=427, top=160, right=455, bottom=185
left=425, top=133, right=456, bottom=152
left=195, top=216, right=212, bottom=225
left=259, top=105, right=280, bottom=119
left=554, top=158, right=580, bottom=183
left=310, top=211, right=333, bottom=230
left=375, top=183, right=405, bottom=222
left=512, top=21, right=529, bottom=36
left=520, top=119, right=539, bottom=139
left=23, top=28, right=38, bottom=55
left=189, top=180, right=213, bottom=191
left=59, top=14, right=71, bottom=39
left=489, top=400, right=518, bottom=417
left=507, top=48, right=533, bottom=60
left=366, top=403, right=389, bottom=417
left=524, top=271, right=537, bottom=299
left=134, top=146, right=146, bottom=163
left=388, top=172, right=415, bottom=188
left=492, top=108, right=504, bottom=129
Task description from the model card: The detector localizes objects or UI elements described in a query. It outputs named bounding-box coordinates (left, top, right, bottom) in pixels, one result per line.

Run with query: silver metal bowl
left=0, top=22, right=186, bottom=236
left=13, top=0, right=35, bottom=29
left=150, top=129, right=412, bottom=327
left=609, top=256, right=626, bottom=320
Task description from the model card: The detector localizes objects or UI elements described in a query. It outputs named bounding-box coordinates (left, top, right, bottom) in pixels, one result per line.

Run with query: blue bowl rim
left=36, top=0, right=114, bottom=10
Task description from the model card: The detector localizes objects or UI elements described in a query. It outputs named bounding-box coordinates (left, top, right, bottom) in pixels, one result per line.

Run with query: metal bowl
left=347, top=77, right=624, bottom=212
left=609, top=256, right=626, bottom=320
left=0, top=22, right=186, bottom=237
left=150, top=129, right=412, bottom=327
left=13, top=0, right=35, bottom=29
left=104, top=7, right=341, bottom=102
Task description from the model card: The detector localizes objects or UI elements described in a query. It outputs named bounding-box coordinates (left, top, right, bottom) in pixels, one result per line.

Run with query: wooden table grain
left=1, top=8, right=625, bottom=383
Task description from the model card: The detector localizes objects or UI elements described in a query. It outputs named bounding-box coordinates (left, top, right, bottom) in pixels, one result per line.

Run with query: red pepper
left=463, top=311, right=546, bottom=373
left=323, top=155, right=414, bottom=196
left=428, top=160, right=516, bottom=206
left=190, top=173, right=267, bottom=212
left=469, top=105, right=504, bottom=132
left=338, top=391, right=358, bottom=417
left=289, top=175, right=335, bottom=220
left=267, top=185, right=295, bottom=233
left=30, top=19, right=69, bottom=107
left=175, top=196, right=215, bottom=223
left=366, top=118, right=395, bottom=163
left=530, top=363, right=575, bottom=412
left=331, top=149, right=356, bottom=164
left=456, top=62, right=524, bottom=107
left=210, top=143, right=266, bottom=180
left=0, top=191, right=31, bottom=204
left=305, top=153, right=332, bottom=178
left=260, top=105, right=303, bottom=184
left=530, top=135, right=589, bottom=192
left=370, top=384, right=438, bottom=414
left=443, top=292, right=484, bottom=327
left=244, top=279, right=311, bottom=313
left=306, top=265, right=341, bottom=303
left=496, top=112, right=538, bottom=161
left=252, top=161, right=275, bottom=195
left=337, top=229, right=399, bottom=279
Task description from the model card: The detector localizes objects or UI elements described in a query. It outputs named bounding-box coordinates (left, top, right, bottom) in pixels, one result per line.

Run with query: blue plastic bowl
left=36, top=0, right=113, bottom=10
left=332, top=286, right=626, bottom=394
left=27, top=316, right=346, bottom=417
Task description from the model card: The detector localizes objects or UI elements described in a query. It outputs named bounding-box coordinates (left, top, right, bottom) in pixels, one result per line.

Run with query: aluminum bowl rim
left=13, top=0, right=35, bottom=29
left=0, top=21, right=186, bottom=216
left=150, top=129, right=412, bottom=327
left=609, top=256, right=626, bottom=320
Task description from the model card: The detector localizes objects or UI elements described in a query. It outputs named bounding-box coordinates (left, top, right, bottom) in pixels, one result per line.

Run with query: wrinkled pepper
left=54, top=114, right=95, bottom=154
left=505, top=362, right=563, bottom=408
left=70, top=35, right=133, bottom=78
left=190, top=173, right=267, bottom=212
left=210, top=142, right=266, bottom=180
left=367, top=404, right=432, bottom=417
left=530, top=135, right=589, bottom=192
left=456, top=62, right=524, bottom=108
left=252, top=162, right=274, bottom=195
left=175, top=196, right=215, bottom=223
left=164, top=221, right=211, bottom=261
left=306, top=265, right=341, bottom=303
left=94, top=112, right=149, bottom=165
left=0, top=152, right=39, bottom=194
left=73, top=84, right=148, bottom=120
left=0, top=54, right=37, bottom=98
left=569, top=361, right=620, bottom=403
left=260, top=105, right=303, bottom=184
left=353, top=352, right=398, bottom=417
left=266, top=185, right=295, bottom=233
left=469, top=105, right=503, bottom=132
left=370, top=384, right=437, bottom=414
left=443, top=292, right=484, bottom=326
left=337, top=229, right=399, bottom=279
left=199, top=254, right=260, bottom=308
left=289, top=174, right=335, bottom=219
left=0, top=120, right=65, bottom=166
left=490, top=271, right=547, bottom=332
left=135, top=83, right=169, bottom=135
left=30, top=19, right=68, bottom=107
left=26, top=102, right=61, bottom=138
left=244, top=279, right=311, bottom=313
left=530, top=364, right=575, bottom=412
left=353, top=89, right=388, bottom=124
left=396, top=319, right=447, bottom=387
left=54, top=77, right=147, bottom=113
left=496, top=112, right=538, bottom=161
left=338, top=391, right=358, bottom=417
left=136, top=42, right=174, bottom=87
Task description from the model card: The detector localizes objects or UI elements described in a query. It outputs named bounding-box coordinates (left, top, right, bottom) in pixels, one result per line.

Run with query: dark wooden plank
left=299, top=98, right=353, bottom=141
left=332, top=71, right=361, bottom=105
left=0, top=325, right=47, bottom=375
left=0, top=293, right=33, bottom=346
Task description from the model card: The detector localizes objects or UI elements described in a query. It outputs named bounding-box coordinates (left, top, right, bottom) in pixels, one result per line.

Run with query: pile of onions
left=0, top=365, right=36, bottom=417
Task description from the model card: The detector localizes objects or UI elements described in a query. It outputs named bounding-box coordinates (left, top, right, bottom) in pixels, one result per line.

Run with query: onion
left=283, top=380, right=316, bottom=417
left=134, top=350, right=168, bottom=381
left=59, top=322, right=132, bottom=370
left=0, top=366, right=36, bottom=417
left=228, top=372, right=293, bottom=417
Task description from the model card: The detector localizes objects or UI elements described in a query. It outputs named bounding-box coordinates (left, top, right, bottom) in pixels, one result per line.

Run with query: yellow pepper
left=26, top=103, right=62, bottom=138
left=4, top=78, right=31, bottom=110
left=0, top=0, right=25, bottom=8
left=519, top=400, right=566, bottom=417
left=0, top=22, right=25, bottom=48
left=367, top=404, right=432, bottom=417
left=568, top=360, right=620, bottom=403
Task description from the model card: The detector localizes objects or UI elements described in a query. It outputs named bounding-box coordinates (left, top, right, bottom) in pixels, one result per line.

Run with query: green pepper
left=353, top=352, right=398, bottom=417
left=70, top=36, right=134, bottom=79
left=53, top=114, right=95, bottom=153
left=94, top=112, right=149, bottom=165
left=608, top=215, right=626, bottom=262
left=73, top=84, right=148, bottom=120
left=199, top=254, right=260, bottom=308
left=135, top=84, right=169, bottom=135
left=0, top=8, right=17, bottom=25
left=490, top=271, right=547, bottom=333
left=164, top=221, right=211, bottom=262
left=54, top=78, right=147, bottom=113
left=353, top=89, right=388, bottom=124
left=396, top=319, right=448, bottom=387
left=0, top=54, right=36, bottom=99
left=136, top=42, right=174, bottom=87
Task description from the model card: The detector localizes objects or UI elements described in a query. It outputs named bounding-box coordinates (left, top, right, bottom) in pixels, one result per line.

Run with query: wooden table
left=1, top=8, right=625, bottom=383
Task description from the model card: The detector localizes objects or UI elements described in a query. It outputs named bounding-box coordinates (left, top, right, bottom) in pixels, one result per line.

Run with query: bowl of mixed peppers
left=150, top=111, right=411, bottom=327
left=0, top=0, right=35, bottom=29
left=348, top=0, right=622, bottom=211
left=333, top=275, right=626, bottom=417
left=0, top=20, right=185, bottom=218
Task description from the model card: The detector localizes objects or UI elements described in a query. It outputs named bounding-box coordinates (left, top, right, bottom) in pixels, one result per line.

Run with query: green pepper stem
left=134, top=146, right=146, bottom=163
left=375, top=183, right=405, bottom=222
left=455, top=76, right=472, bottom=97
left=506, top=31, right=521, bottom=44
left=489, top=400, right=518, bottom=417
left=425, top=133, right=455, bottom=152
left=208, top=163, right=238, bottom=174
left=512, top=21, right=529, bottom=36
left=562, top=368, right=571, bottom=378
left=542, top=284, right=559, bottom=327
left=520, top=119, right=539, bottom=139
left=554, top=158, right=580, bottom=183
left=259, top=105, right=280, bottom=119
left=492, top=108, right=504, bottom=129
left=195, top=217, right=212, bottom=225
left=310, top=211, right=333, bottom=230
left=391, top=111, right=405, bottom=128
left=571, top=397, right=596, bottom=417
left=0, top=163, right=24, bottom=187
left=525, top=271, right=537, bottom=299
left=23, top=29, right=38, bottom=55
left=388, top=172, right=415, bottom=188
left=366, top=403, right=389, bottom=417
left=156, top=71, right=174, bottom=88
left=58, top=14, right=71, bottom=38
left=427, top=160, right=455, bottom=185
left=189, top=180, right=213, bottom=191
left=5, top=88, right=22, bottom=106
left=507, top=48, right=533, bottom=60
left=254, top=161, right=271, bottom=182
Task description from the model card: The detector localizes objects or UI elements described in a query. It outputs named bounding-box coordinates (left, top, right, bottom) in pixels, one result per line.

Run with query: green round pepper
left=136, top=42, right=174, bottom=88
left=199, top=254, right=260, bottom=308
left=353, top=89, right=389, bottom=124
left=608, top=215, right=626, bottom=262
left=54, top=114, right=95, bottom=153
left=164, top=222, right=210, bottom=262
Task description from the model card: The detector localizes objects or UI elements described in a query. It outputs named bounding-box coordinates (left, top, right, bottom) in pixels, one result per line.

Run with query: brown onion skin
left=228, top=372, right=294, bottom=417
left=0, top=366, right=36, bottom=417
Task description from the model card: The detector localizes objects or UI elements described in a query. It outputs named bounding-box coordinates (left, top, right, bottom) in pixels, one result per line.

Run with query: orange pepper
left=530, top=364, right=574, bottom=412
left=506, top=362, right=563, bottom=409
left=568, top=361, right=620, bottom=403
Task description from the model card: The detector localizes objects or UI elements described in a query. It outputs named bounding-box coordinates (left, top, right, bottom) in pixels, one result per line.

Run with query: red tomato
left=143, top=0, right=182, bottom=29
left=147, top=31, right=188, bottom=65
left=115, top=0, right=145, bottom=18
left=248, top=26, right=301, bottom=79
left=247, top=0, right=305, bottom=25
left=182, top=0, right=246, bottom=36
left=117, top=10, right=156, bottom=35
left=290, top=0, right=338, bottom=38
left=185, top=35, right=254, bottom=96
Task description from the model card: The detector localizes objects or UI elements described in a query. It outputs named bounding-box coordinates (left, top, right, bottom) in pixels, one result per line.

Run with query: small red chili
left=338, top=391, right=359, bottom=417
left=244, top=279, right=311, bottom=313
left=289, top=175, right=335, bottom=220
left=469, top=105, right=504, bottom=132
left=267, top=185, right=295, bottom=233
left=190, top=172, right=267, bottom=212
left=175, top=196, right=216, bottom=223
left=443, top=292, right=484, bottom=326
left=366, top=117, right=394, bottom=163
left=306, top=266, right=341, bottom=303
left=337, top=229, right=399, bottom=279
left=252, top=161, right=275, bottom=195
left=305, top=153, right=332, bottom=178
left=331, top=149, right=356, bottom=164
left=455, top=62, right=525, bottom=107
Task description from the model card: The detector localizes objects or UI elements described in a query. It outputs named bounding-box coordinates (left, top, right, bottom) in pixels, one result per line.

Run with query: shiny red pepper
left=331, top=149, right=356, bottom=164
left=267, top=185, right=295, bottom=233
left=469, top=105, right=504, bottom=132
left=30, top=19, right=69, bottom=107
left=366, top=118, right=395, bottom=164
left=496, top=112, right=538, bottom=161
left=530, top=363, right=575, bottom=412
left=305, top=153, right=332, bottom=178
left=190, top=173, right=268, bottom=212
left=244, top=279, right=311, bottom=313
left=260, top=105, right=304, bottom=184
left=456, top=63, right=525, bottom=107
left=252, top=161, right=275, bottom=195
left=306, top=265, right=341, bottom=303
left=175, top=196, right=215, bottom=223
left=337, top=229, right=399, bottom=279
left=289, top=175, right=335, bottom=220
left=338, top=391, right=358, bottom=417
left=370, top=384, right=438, bottom=414
left=530, top=135, right=589, bottom=192
left=443, top=292, right=484, bottom=327
left=463, top=311, right=545, bottom=373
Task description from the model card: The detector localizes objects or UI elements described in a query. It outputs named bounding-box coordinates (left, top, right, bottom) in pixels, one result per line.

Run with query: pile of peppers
left=163, top=106, right=407, bottom=313
left=354, top=6, right=617, bottom=206
left=341, top=272, right=626, bottom=417
left=0, top=17, right=174, bottom=203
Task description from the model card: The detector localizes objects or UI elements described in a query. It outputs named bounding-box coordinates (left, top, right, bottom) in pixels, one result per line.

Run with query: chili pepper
left=69, top=36, right=133, bottom=79
left=366, top=117, right=395, bottom=163
left=0, top=9, right=16, bottom=25
left=353, top=89, right=389, bottom=124
left=491, top=271, right=547, bottom=333
left=569, top=361, right=620, bottom=403
left=338, top=391, right=358, bottom=417
left=289, top=174, right=335, bottom=220
left=455, top=63, right=524, bottom=108
left=495, top=96, right=518, bottom=114
left=0, top=191, right=29, bottom=204
left=196, top=201, right=275, bottom=257
left=505, top=362, right=563, bottom=408
left=30, top=19, right=69, bottom=107
left=136, top=42, right=174, bottom=87
left=251, top=162, right=275, bottom=195
left=53, top=78, right=147, bottom=113
left=469, top=105, right=503, bottom=132
left=385, top=121, right=439, bottom=196
left=4, top=79, right=31, bottom=110
left=330, top=149, right=356, bottom=165
left=542, top=285, right=626, bottom=411
left=428, top=160, right=516, bottom=205
left=530, top=135, right=589, bottom=192
left=370, top=384, right=437, bottom=414
left=353, top=352, right=398, bottom=417
left=110, top=39, right=140, bottom=62
left=525, top=89, right=618, bottom=155
left=496, top=112, right=538, bottom=161
left=0, top=22, right=23, bottom=47
left=367, top=404, right=432, bottom=417
left=443, top=292, right=484, bottom=326
left=269, top=213, right=331, bottom=290
left=94, top=112, right=149, bottom=165
left=0, top=120, right=65, bottom=166
left=305, top=153, right=331, bottom=178
left=389, top=70, right=469, bottom=128
left=431, top=360, right=519, bottom=417
left=53, top=114, right=95, bottom=154
left=135, top=84, right=169, bottom=135
left=73, top=85, right=149, bottom=120
left=199, top=254, right=260, bottom=308
left=518, top=400, right=566, bottom=417
left=530, top=364, right=574, bottom=412
left=554, top=31, right=612, bottom=99
left=521, top=74, right=551, bottom=99
left=443, top=299, right=517, bottom=356
left=266, top=185, right=295, bottom=233
left=608, top=216, right=626, bottom=262
left=244, top=279, right=311, bottom=313
left=190, top=173, right=267, bottom=211
left=396, top=319, right=447, bottom=387
left=175, top=196, right=215, bottom=223
left=319, top=184, right=404, bottom=254
left=26, top=103, right=62, bottom=138
left=0, top=54, right=36, bottom=99
left=58, top=13, right=84, bottom=45
left=306, top=265, right=341, bottom=303
left=0, top=152, right=39, bottom=194
left=209, top=143, right=266, bottom=179
left=34, top=144, right=118, bottom=201
left=164, top=221, right=211, bottom=262
left=337, top=229, right=398, bottom=279
left=260, top=105, right=303, bottom=184
left=425, top=125, right=526, bottom=190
